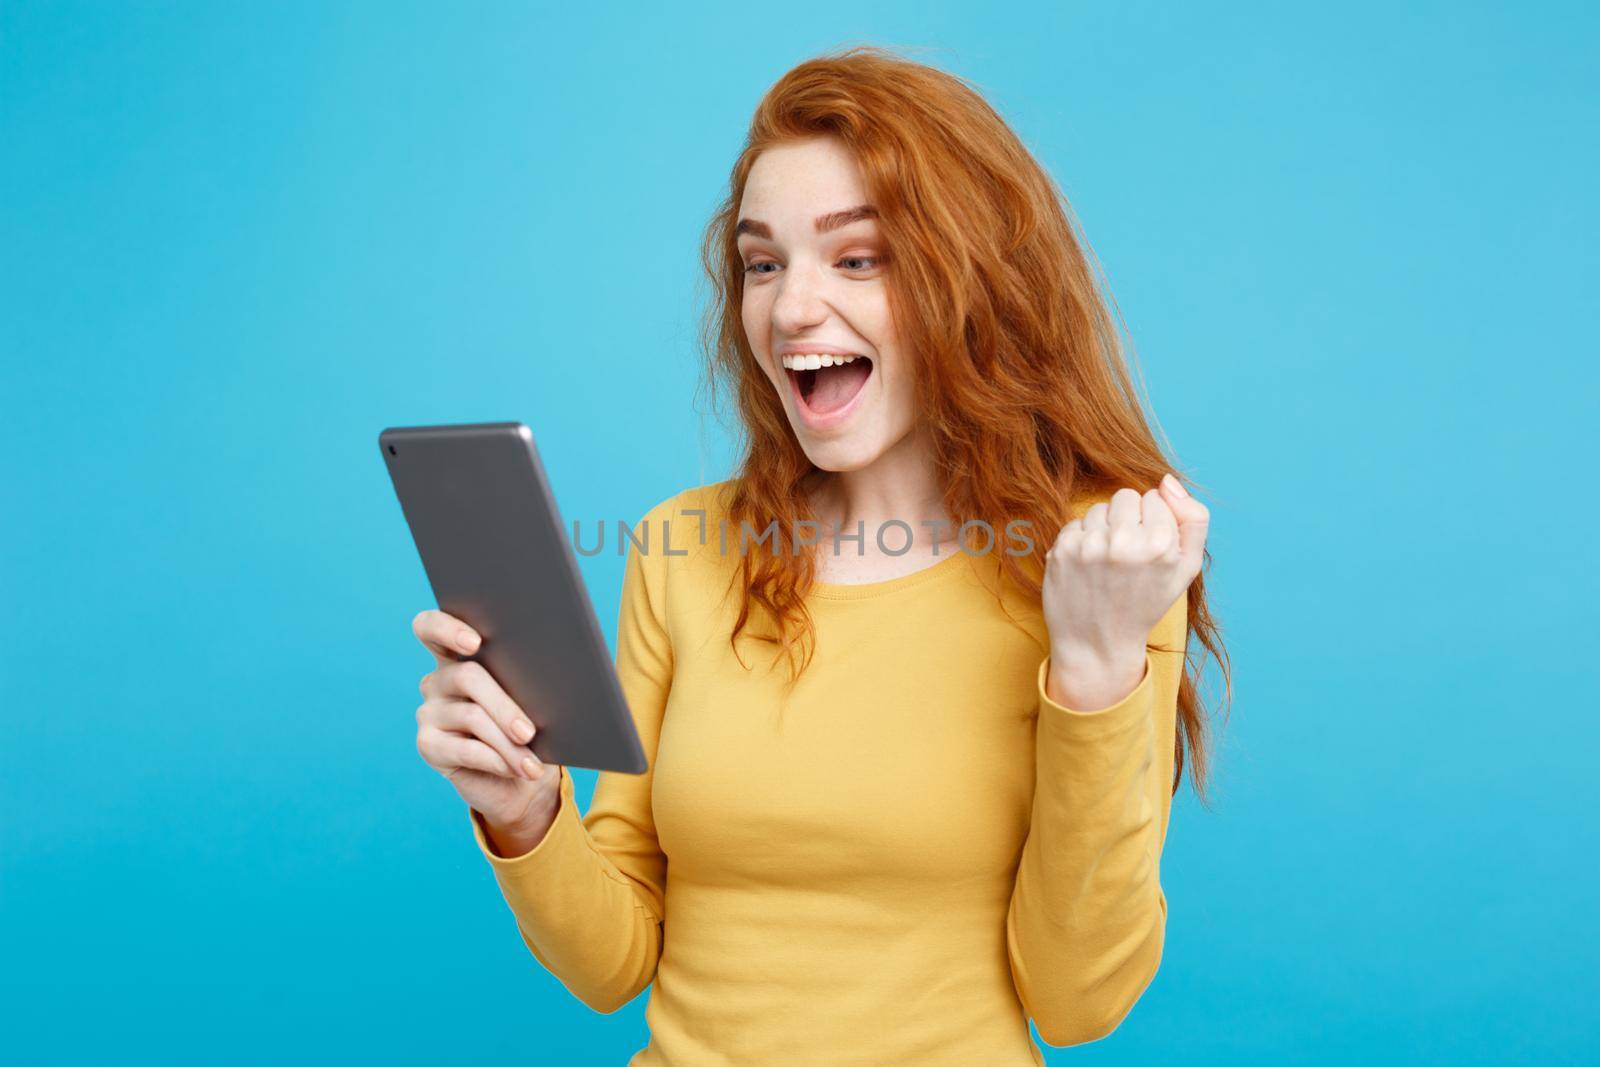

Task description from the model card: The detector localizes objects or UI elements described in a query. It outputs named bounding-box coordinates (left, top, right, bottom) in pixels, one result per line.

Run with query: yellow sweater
left=468, top=480, right=1186, bottom=1065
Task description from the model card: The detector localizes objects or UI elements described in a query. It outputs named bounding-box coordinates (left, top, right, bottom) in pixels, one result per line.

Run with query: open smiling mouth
left=785, top=354, right=874, bottom=416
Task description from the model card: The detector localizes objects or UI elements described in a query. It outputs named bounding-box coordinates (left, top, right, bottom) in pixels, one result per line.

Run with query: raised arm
left=1004, top=587, right=1186, bottom=1046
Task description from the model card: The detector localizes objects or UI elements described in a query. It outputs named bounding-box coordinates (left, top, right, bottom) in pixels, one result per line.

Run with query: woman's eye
left=840, top=255, right=880, bottom=271
left=744, top=261, right=778, bottom=275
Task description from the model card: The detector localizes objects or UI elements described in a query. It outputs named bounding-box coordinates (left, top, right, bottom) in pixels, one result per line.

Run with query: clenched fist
left=1042, top=473, right=1209, bottom=710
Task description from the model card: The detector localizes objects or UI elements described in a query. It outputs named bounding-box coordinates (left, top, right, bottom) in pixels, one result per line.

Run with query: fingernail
left=1164, top=473, right=1189, bottom=497
left=522, top=757, right=542, bottom=779
left=458, top=630, right=479, bottom=651
left=512, top=718, right=534, bottom=743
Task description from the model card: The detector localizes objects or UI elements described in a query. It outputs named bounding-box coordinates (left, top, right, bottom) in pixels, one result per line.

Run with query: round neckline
left=808, top=548, right=971, bottom=600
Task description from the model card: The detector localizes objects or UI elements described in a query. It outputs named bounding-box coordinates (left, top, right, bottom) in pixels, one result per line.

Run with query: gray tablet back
left=379, top=421, right=647, bottom=775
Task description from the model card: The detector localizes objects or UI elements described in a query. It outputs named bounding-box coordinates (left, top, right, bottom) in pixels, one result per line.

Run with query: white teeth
left=781, top=353, right=862, bottom=370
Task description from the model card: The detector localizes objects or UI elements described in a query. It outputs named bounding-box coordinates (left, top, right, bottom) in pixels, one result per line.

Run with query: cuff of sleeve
left=1036, top=652, right=1155, bottom=735
left=468, top=764, right=579, bottom=869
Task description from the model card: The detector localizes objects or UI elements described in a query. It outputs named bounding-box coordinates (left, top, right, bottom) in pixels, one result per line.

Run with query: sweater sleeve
left=464, top=498, right=677, bottom=1014
left=1005, top=587, right=1188, bottom=1048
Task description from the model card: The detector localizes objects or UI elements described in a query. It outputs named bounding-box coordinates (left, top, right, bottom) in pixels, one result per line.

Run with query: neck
left=806, top=426, right=954, bottom=552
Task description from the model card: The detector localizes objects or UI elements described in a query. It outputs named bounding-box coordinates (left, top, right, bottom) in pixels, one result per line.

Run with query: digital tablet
left=378, top=421, right=647, bottom=775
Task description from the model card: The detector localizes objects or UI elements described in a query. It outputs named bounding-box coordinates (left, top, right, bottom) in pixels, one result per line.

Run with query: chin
left=796, top=433, right=886, bottom=473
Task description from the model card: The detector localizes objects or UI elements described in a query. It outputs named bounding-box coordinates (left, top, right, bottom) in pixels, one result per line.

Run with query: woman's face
left=737, top=135, right=917, bottom=473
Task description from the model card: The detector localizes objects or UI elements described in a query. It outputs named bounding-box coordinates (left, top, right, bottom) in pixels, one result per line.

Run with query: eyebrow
left=735, top=204, right=879, bottom=240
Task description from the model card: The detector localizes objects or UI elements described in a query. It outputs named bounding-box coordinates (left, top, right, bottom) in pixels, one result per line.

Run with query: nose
left=770, top=259, right=829, bottom=335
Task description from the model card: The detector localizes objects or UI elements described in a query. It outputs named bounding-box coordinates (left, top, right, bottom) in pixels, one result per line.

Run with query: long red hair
left=694, top=45, right=1232, bottom=804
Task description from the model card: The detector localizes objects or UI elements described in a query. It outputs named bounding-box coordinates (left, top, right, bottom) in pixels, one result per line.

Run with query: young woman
left=411, top=46, right=1229, bottom=1065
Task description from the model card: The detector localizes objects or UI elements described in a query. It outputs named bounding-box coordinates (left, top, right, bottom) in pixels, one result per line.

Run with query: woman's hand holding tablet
left=379, top=420, right=652, bottom=857
left=412, top=607, right=563, bottom=857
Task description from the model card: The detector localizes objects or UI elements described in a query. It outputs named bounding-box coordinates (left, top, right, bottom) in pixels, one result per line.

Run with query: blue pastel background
left=4, top=3, right=1595, bottom=1064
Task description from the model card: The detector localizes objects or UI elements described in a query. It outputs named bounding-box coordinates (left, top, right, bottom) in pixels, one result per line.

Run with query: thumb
left=1160, top=474, right=1210, bottom=577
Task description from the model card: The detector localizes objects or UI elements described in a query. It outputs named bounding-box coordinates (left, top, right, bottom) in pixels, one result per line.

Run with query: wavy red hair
left=694, top=45, right=1231, bottom=803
